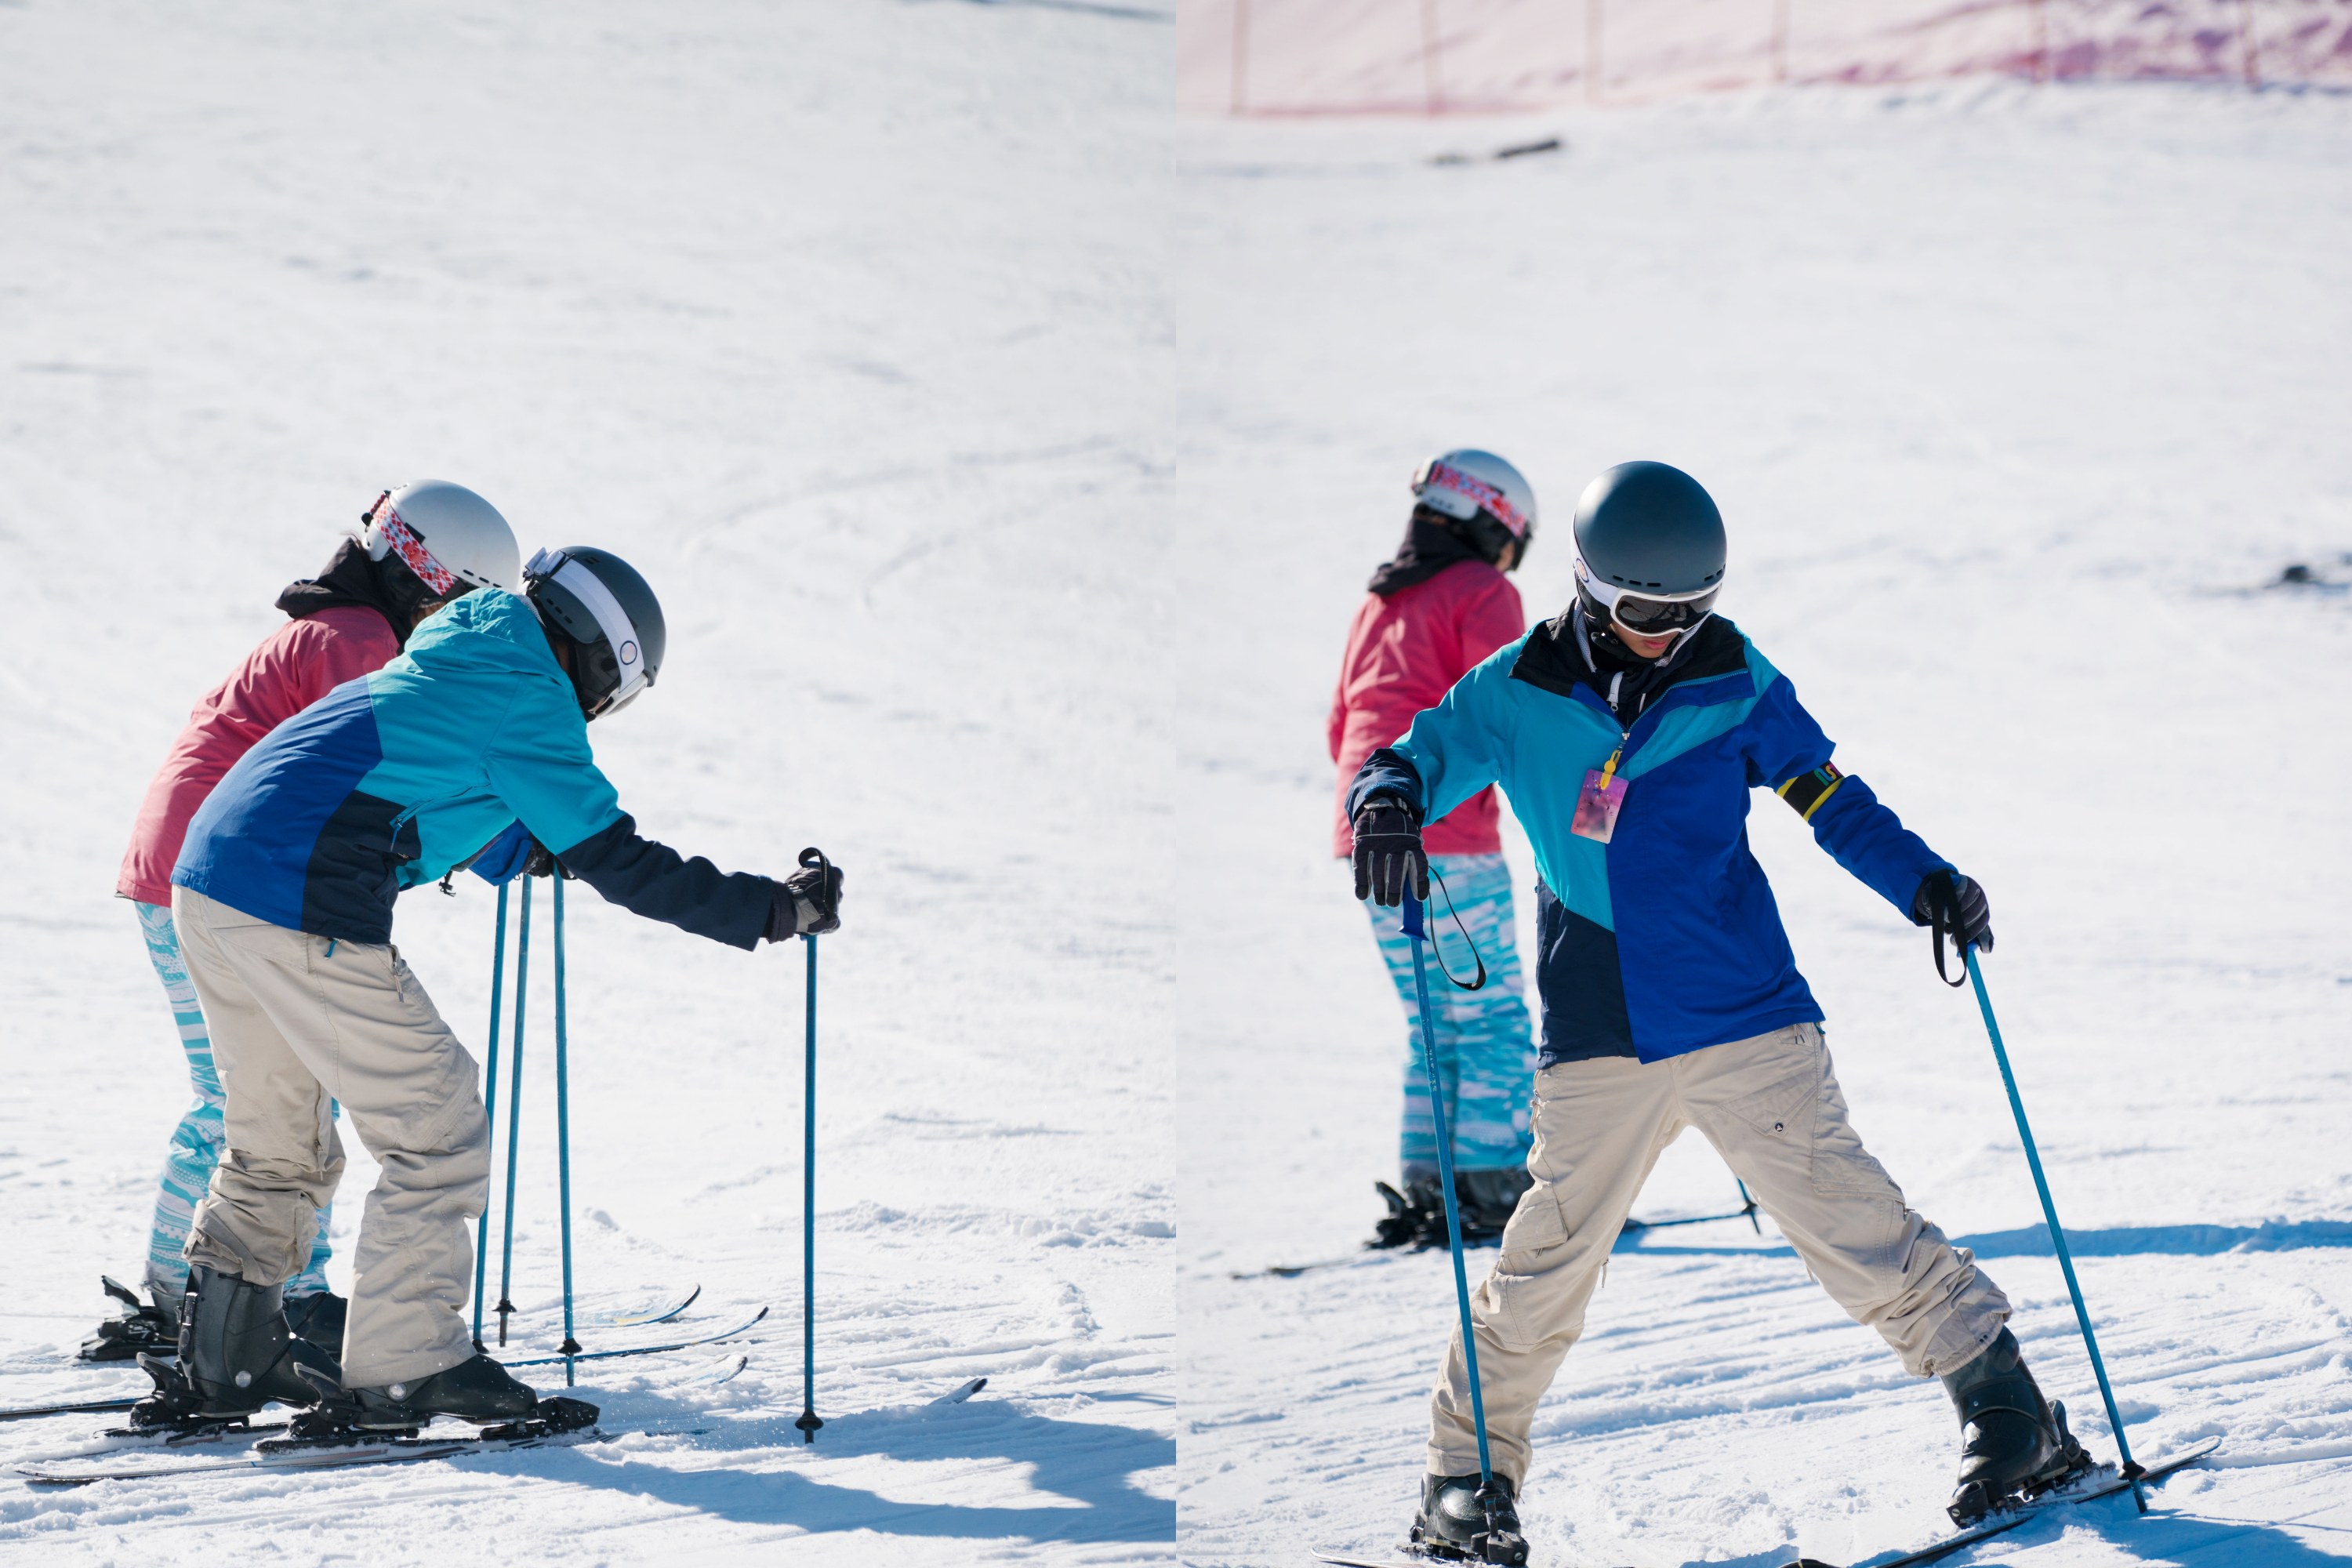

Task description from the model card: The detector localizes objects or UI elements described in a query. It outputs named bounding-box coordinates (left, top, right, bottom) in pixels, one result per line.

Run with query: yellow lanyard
left=1599, top=744, right=1624, bottom=789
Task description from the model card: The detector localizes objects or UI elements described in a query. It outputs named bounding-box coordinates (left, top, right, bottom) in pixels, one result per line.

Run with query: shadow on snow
left=547, top=1396, right=1174, bottom=1545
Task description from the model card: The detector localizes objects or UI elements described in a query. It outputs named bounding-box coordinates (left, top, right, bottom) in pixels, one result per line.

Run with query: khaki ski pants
left=174, top=887, right=490, bottom=1388
left=1428, top=1021, right=2009, bottom=1483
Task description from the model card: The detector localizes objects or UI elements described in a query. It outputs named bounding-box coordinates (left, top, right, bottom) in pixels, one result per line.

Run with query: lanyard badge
left=1572, top=746, right=1628, bottom=843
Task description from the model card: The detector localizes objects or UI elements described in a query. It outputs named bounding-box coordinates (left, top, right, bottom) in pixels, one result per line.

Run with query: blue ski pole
left=554, top=874, right=580, bottom=1388
left=1404, top=890, right=1507, bottom=1536
left=1964, top=944, right=2147, bottom=1512
left=472, top=882, right=510, bottom=1352
left=795, top=848, right=831, bottom=1444
left=494, top=876, right=532, bottom=1347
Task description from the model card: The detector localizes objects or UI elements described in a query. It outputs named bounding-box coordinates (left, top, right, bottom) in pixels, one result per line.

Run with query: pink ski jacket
left=118, top=605, right=401, bottom=906
left=1327, top=560, right=1526, bottom=859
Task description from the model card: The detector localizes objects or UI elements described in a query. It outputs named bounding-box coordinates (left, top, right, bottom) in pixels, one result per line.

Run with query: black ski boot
left=78, top=1276, right=180, bottom=1363
left=1942, top=1327, right=2089, bottom=1525
left=125, top=1265, right=339, bottom=1430
left=1454, top=1168, right=1534, bottom=1245
left=302, top=1354, right=542, bottom=1432
left=282, top=1290, right=348, bottom=1356
left=1411, top=1472, right=1529, bottom=1565
left=1370, top=1178, right=1443, bottom=1250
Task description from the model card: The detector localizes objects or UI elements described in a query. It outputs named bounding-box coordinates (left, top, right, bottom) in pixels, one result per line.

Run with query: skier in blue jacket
left=1349, top=464, right=2071, bottom=1562
left=136, top=546, right=842, bottom=1436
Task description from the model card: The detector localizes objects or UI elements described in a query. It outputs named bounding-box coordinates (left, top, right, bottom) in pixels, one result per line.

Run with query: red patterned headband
left=366, top=498, right=459, bottom=597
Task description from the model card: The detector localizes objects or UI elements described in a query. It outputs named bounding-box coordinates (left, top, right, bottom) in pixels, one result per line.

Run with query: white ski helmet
left=1410, top=449, right=1537, bottom=561
left=361, top=481, right=522, bottom=597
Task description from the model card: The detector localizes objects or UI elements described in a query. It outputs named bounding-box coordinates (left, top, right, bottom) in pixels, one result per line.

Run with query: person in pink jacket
left=1329, top=452, right=1539, bottom=1251
left=84, top=481, right=521, bottom=1363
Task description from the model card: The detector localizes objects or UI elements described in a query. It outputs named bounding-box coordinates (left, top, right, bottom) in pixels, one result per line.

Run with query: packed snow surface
left=0, top=1, right=1172, bottom=1563
left=1173, top=81, right=2352, bottom=1567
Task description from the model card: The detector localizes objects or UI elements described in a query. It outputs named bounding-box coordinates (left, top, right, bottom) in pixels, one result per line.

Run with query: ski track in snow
left=0, top=0, right=1172, bottom=1562
left=1173, top=81, right=2352, bottom=1568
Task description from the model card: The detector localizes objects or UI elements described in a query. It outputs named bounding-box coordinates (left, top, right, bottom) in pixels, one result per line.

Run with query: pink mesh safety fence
left=1178, top=0, right=2352, bottom=114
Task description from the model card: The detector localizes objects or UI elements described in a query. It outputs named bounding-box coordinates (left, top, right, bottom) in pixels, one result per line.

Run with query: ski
left=21, top=1399, right=604, bottom=1486
left=930, top=1376, right=988, bottom=1406
left=1, top=1305, right=760, bottom=1420
left=1311, top=1552, right=1618, bottom=1568
left=1247, top=1203, right=1763, bottom=1279
left=1807, top=1435, right=2222, bottom=1568
left=1616, top=1201, right=1761, bottom=1236
left=580, top=1284, right=702, bottom=1329
left=651, top=1352, right=750, bottom=1392
left=1308, top=1439, right=2220, bottom=1568
left=502, top=1304, right=768, bottom=1367
left=0, top=1395, right=143, bottom=1425
left=43, top=1283, right=703, bottom=1374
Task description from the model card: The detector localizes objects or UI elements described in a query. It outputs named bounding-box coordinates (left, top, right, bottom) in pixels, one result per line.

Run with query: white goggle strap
left=526, top=549, right=647, bottom=702
left=1575, top=557, right=1718, bottom=611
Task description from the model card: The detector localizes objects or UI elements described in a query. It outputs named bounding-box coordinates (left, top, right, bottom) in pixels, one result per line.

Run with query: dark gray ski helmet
left=1571, top=461, right=1726, bottom=593
left=1570, top=461, right=1726, bottom=639
left=523, top=546, right=666, bottom=720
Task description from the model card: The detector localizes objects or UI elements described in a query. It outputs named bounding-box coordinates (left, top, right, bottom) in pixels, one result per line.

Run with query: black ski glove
left=1352, top=797, right=1428, bottom=907
left=1914, top=869, right=1993, bottom=984
left=522, top=837, right=575, bottom=880
left=764, top=848, right=844, bottom=941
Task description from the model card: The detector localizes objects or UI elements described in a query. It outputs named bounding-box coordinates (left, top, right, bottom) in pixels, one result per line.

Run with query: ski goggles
left=1412, top=459, right=1531, bottom=539
left=1577, top=558, right=1719, bottom=637
left=361, top=492, right=459, bottom=597
left=524, top=547, right=650, bottom=717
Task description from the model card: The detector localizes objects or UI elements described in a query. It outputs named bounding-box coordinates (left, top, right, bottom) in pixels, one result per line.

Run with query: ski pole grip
left=1400, top=889, right=1425, bottom=941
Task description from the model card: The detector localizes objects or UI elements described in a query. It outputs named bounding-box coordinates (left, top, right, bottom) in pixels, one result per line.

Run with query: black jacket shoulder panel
left=1510, top=612, right=1747, bottom=712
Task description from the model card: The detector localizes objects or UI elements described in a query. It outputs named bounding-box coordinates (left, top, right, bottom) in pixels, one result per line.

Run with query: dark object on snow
left=1431, top=136, right=1563, bottom=166
left=129, top=1265, right=339, bottom=1427
left=78, top=1276, right=179, bottom=1363
left=1412, top=1472, right=1529, bottom=1564
left=282, top=1290, right=347, bottom=1355
left=1942, top=1327, right=2089, bottom=1525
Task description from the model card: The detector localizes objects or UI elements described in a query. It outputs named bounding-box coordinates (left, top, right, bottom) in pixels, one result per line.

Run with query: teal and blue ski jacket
left=175, top=588, right=774, bottom=949
left=1349, top=613, right=1949, bottom=1065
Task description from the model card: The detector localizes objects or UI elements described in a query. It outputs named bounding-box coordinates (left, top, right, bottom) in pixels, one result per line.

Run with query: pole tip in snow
left=796, top=1409, right=823, bottom=1444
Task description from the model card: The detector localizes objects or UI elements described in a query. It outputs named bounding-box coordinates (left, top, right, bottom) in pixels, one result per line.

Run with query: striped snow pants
left=1364, top=852, right=1536, bottom=1178
left=133, top=901, right=333, bottom=1305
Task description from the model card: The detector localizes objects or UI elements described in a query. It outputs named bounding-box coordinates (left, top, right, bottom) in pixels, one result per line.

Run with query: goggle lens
left=1611, top=587, right=1718, bottom=633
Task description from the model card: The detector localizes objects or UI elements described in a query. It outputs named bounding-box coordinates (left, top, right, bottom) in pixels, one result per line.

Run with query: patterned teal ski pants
left=134, top=901, right=333, bottom=1301
left=1363, top=852, right=1535, bottom=1178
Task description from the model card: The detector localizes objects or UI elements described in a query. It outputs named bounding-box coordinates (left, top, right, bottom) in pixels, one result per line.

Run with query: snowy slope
left=1172, top=83, right=2352, bottom=1566
left=0, top=2, right=1174, bottom=1563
